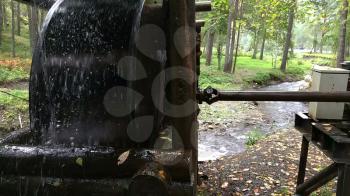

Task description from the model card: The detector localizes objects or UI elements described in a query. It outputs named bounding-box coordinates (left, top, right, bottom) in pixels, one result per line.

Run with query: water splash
left=29, top=0, right=149, bottom=147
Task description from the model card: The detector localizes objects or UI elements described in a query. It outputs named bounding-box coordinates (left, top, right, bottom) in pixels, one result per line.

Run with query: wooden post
left=168, top=0, right=198, bottom=193
left=297, top=136, right=309, bottom=186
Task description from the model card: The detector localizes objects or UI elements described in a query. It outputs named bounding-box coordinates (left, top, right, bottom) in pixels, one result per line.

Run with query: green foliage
left=244, top=0, right=294, bottom=45
left=246, top=129, right=264, bottom=146
left=0, top=66, right=29, bottom=84
left=276, top=187, right=291, bottom=195
left=200, top=55, right=311, bottom=89
left=302, top=53, right=336, bottom=67
left=0, top=17, right=32, bottom=59
left=310, top=186, right=334, bottom=196
left=303, top=53, right=336, bottom=60
left=205, top=0, right=229, bottom=34
left=200, top=63, right=239, bottom=90
left=244, top=70, right=285, bottom=85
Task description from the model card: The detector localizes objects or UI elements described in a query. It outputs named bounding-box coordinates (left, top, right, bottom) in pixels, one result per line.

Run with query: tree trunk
left=217, top=41, right=222, bottom=70
left=232, top=23, right=241, bottom=74
left=27, top=5, right=38, bottom=53
left=280, top=1, right=296, bottom=72
left=205, top=30, right=215, bottom=66
left=233, top=0, right=244, bottom=74
left=26, top=5, right=32, bottom=50
left=31, top=6, right=38, bottom=50
left=228, top=0, right=239, bottom=72
left=320, top=31, right=326, bottom=54
left=312, top=27, right=318, bottom=53
left=260, top=28, right=266, bottom=60
left=223, top=0, right=234, bottom=73
left=10, top=0, right=15, bottom=57
left=16, top=2, right=20, bottom=35
left=346, top=36, right=350, bottom=57
left=3, top=1, right=7, bottom=30
left=252, top=30, right=259, bottom=59
left=224, top=0, right=239, bottom=73
left=0, top=0, right=3, bottom=45
left=336, top=0, right=349, bottom=67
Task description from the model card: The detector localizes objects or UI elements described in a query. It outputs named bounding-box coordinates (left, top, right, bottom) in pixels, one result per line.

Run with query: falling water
left=29, top=0, right=149, bottom=147
left=0, top=1, right=172, bottom=194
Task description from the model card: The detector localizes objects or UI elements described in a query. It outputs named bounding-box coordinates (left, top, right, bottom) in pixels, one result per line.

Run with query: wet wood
left=0, top=146, right=191, bottom=181
left=168, top=0, right=198, bottom=192
left=195, top=1, right=211, bottom=12
left=0, top=175, right=193, bottom=196
left=296, top=163, right=338, bottom=195
left=129, top=162, right=170, bottom=195
left=0, top=129, right=34, bottom=145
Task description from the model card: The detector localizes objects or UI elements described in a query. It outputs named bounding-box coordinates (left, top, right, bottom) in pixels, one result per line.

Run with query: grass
left=310, top=184, right=335, bottom=196
left=303, top=53, right=336, bottom=60
left=0, top=89, right=28, bottom=111
left=0, top=89, right=29, bottom=134
left=245, top=129, right=265, bottom=146
left=302, top=52, right=350, bottom=67
left=199, top=64, right=240, bottom=90
left=200, top=54, right=312, bottom=89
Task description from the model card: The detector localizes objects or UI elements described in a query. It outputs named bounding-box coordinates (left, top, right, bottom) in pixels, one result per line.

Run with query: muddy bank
left=0, top=81, right=29, bottom=90
left=199, top=101, right=269, bottom=161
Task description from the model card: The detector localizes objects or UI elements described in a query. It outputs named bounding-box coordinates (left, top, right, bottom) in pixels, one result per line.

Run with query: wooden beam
left=195, top=1, right=211, bottom=12
left=168, top=0, right=198, bottom=193
left=196, top=20, right=205, bottom=28
left=0, top=146, right=191, bottom=181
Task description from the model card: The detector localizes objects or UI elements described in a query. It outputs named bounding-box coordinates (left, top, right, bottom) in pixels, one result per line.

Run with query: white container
left=309, top=65, right=350, bottom=120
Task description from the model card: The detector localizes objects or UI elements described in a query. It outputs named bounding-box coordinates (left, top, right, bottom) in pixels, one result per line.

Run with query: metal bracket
left=197, top=87, right=219, bottom=105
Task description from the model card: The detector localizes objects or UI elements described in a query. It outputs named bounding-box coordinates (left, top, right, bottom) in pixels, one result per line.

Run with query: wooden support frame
left=0, top=175, right=193, bottom=196
left=295, top=113, right=350, bottom=196
left=168, top=0, right=198, bottom=194
left=0, top=145, right=191, bottom=181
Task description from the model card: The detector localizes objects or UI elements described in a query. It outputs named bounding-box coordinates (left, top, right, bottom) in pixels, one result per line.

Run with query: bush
left=303, top=53, right=335, bottom=60
left=0, top=67, right=29, bottom=84
left=286, top=67, right=304, bottom=76
left=244, top=71, right=285, bottom=85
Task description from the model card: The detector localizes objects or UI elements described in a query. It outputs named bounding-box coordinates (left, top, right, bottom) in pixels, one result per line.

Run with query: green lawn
left=0, top=89, right=28, bottom=111
left=200, top=55, right=312, bottom=90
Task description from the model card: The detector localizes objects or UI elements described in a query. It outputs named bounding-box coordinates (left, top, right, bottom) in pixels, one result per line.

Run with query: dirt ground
left=198, top=130, right=334, bottom=195
left=198, top=94, right=335, bottom=196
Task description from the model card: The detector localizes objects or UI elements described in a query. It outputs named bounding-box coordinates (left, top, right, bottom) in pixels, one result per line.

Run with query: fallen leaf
left=221, top=182, right=229, bottom=189
left=117, top=150, right=130, bottom=165
left=75, top=157, right=83, bottom=167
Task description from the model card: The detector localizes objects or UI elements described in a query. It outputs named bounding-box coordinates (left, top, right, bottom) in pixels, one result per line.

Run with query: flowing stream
left=199, top=81, right=309, bottom=161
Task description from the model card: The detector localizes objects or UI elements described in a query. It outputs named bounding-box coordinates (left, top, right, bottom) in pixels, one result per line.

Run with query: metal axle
left=198, top=87, right=350, bottom=104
